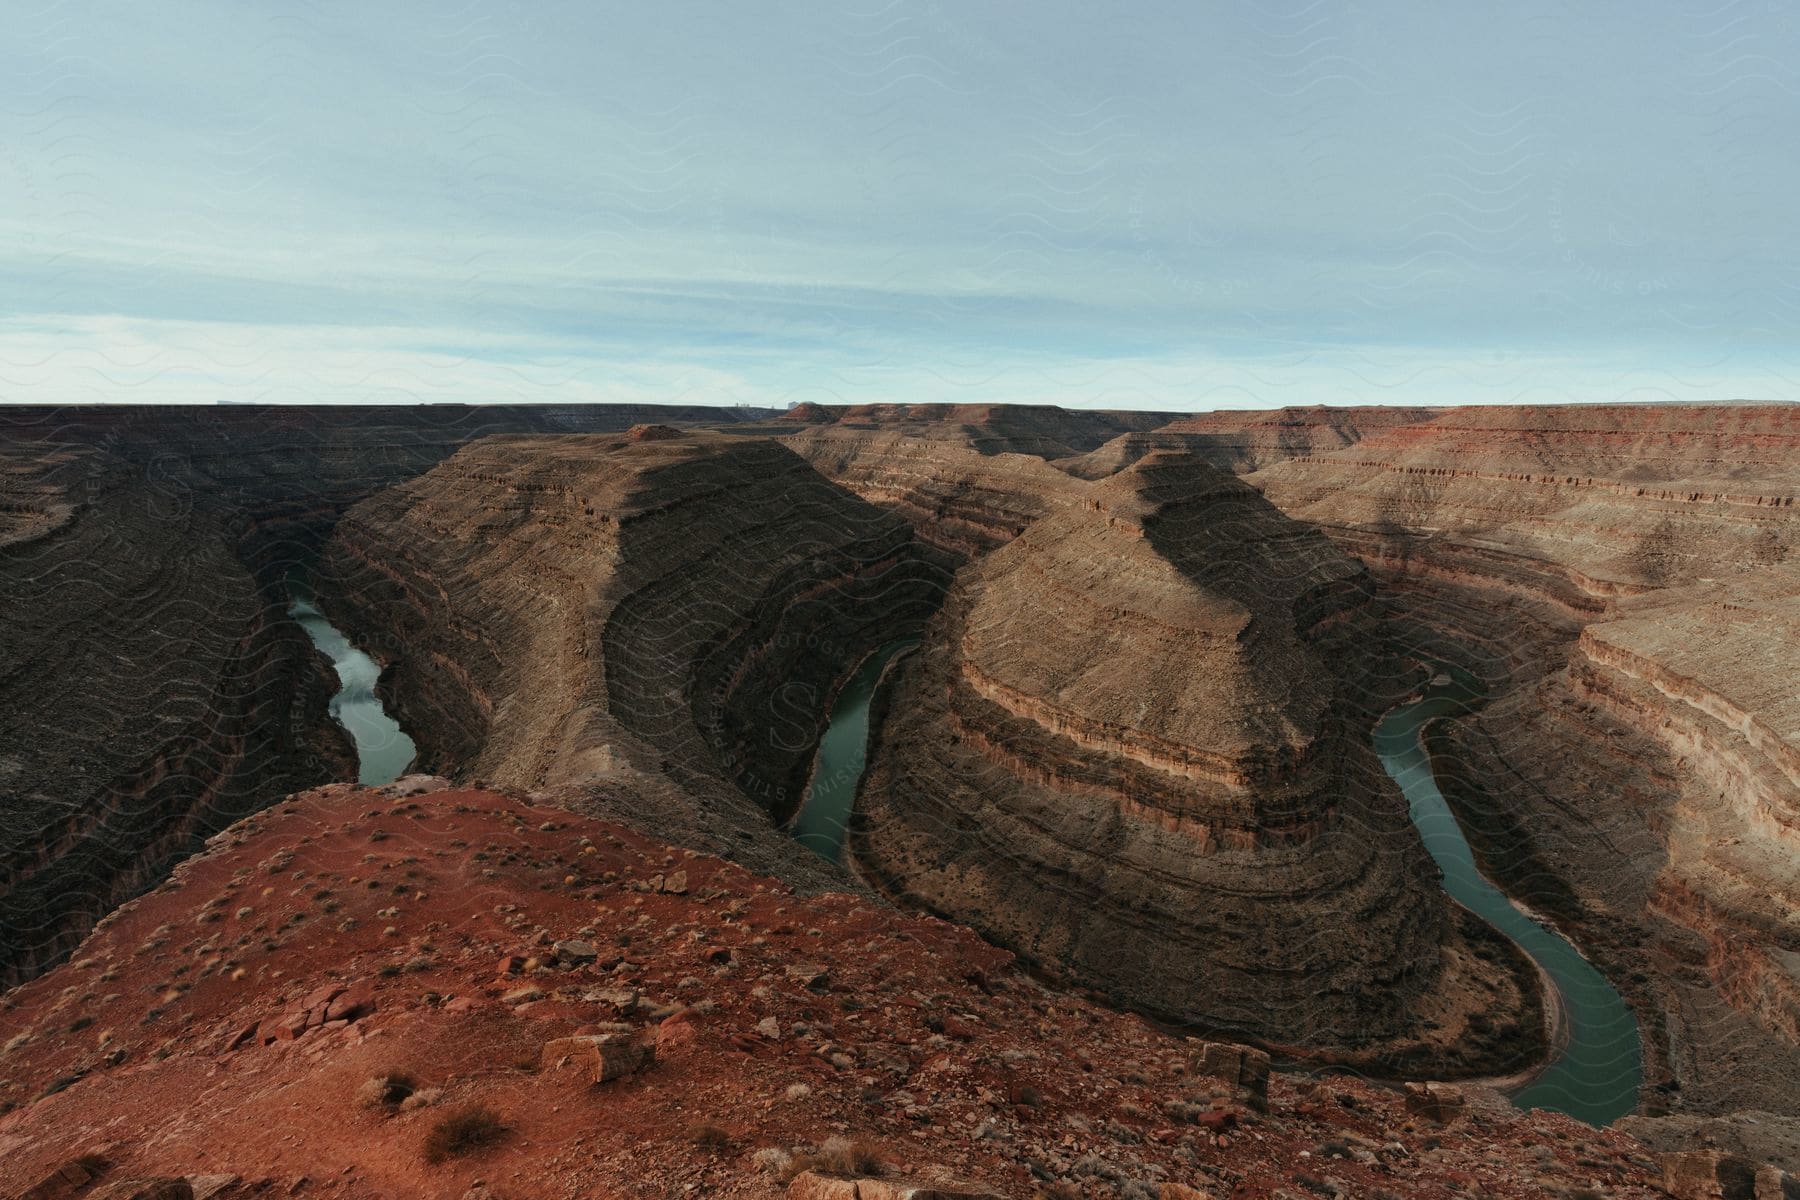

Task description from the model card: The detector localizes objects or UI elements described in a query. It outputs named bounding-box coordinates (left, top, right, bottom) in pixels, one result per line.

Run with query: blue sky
left=3, top=2, right=1797, bottom=408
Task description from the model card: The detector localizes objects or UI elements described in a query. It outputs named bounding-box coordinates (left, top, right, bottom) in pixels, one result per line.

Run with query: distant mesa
left=625, top=422, right=684, bottom=441
left=779, top=401, right=839, bottom=424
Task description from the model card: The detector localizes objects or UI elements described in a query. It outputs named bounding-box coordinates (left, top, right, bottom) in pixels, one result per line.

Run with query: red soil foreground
left=0, top=783, right=1665, bottom=1200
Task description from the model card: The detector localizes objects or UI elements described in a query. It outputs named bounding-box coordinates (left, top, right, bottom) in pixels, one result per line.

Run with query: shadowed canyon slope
left=318, top=428, right=955, bottom=888
left=848, top=451, right=1536, bottom=1066
left=1202, top=404, right=1800, bottom=1124
left=0, top=406, right=770, bottom=987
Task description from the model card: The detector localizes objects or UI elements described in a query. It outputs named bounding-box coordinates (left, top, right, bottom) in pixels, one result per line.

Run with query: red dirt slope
left=0, top=782, right=1666, bottom=1200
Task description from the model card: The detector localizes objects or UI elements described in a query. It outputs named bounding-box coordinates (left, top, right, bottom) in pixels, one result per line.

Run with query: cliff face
left=0, top=445, right=348, bottom=988
left=1057, top=406, right=1443, bottom=479
left=0, top=404, right=775, bottom=991
left=849, top=452, right=1533, bottom=1065
left=318, top=430, right=954, bottom=887
left=1226, top=403, right=1800, bottom=1116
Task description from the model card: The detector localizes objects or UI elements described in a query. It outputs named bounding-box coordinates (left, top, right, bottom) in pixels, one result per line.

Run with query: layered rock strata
left=319, top=430, right=953, bottom=887
left=849, top=452, right=1534, bottom=1063
left=1228, top=403, right=1800, bottom=1115
left=0, top=446, right=347, bottom=987
left=0, top=404, right=773, bottom=989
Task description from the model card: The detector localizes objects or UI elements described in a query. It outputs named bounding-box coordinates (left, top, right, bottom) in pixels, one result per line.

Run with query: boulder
left=1661, top=1150, right=1758, bottom=1200
left=1403, top=1082, right=1467, bottom=1124
left=1757, top=1165, right=1800, bottom=1200
left=91, top=1180, right=195, bottom=1200
left=1189, top=1041, right=1270, bottom=1111
left=540, top=1033, right=654, bottom=1084
left=323, top=981, right=375, bottom=1023
left=19, top=1158, right=100, bottom=1200
left=787, top=1175, right=860, bottom=1200
left=187, top=1177, right=241, bottom=1200
left=553, top=939, right=598, bottom=966
left=1159, top=1186, right=1214, bottom=1200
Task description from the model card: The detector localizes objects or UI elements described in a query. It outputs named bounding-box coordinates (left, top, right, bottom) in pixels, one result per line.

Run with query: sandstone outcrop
left=848, top=451, right=1536, bottom=1064
left=318, top=430, right=953, bottom=886
left=1220, top=403, right=1800, bottom=1116
left=0, top=404, right=772, bottom=991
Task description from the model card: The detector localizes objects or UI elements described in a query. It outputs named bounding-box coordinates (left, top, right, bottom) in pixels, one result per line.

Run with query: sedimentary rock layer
left=0, top=446, right=346, bottom=987
left=319, top=429, right=953, bottom=886
left=0, top=404, right=774, bottom=989
left=850, top=452, right=1531, bottom=1062
left=1225, top=403, right=1800, bottom=1115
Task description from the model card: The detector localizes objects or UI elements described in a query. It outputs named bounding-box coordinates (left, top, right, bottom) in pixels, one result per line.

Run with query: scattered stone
left=540, top=1033, right=654, bottom=1084
left=502, top=985, right=545, bottom=1005
left=1189, top=1041, right=1270, bottom=1111
left=1402, top=1082, right=1467, bottom=1125
left=1661, top=1149, right=1758, bottom=1200
left=757, top=1016, right=782, bottom=1039
left=553, top=939, right=598, bottom=966
left=186, top=1176, right=241, bottom=1200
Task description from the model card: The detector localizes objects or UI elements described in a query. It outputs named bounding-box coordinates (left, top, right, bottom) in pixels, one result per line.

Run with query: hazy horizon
left=3, top=3, right=1797, bottom=410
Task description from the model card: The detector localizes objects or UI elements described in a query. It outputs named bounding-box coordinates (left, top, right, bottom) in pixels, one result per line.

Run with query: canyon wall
left=0, top=404, right=772, bottom=988
left=0, top=445, right=348, bottom=987
left=1224, top=404, right=1800, bottom=1116
left=318, top=428, right=954, bottom=888
left=847, top=451, right=1538, bottom=1067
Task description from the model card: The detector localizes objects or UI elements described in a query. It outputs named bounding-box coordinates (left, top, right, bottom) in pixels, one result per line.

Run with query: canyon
left=2, top=400, right=1798, bottom=1194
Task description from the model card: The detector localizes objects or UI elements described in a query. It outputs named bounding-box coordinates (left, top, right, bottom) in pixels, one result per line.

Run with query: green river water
left=1373, top=665, right=1642, bottom=1125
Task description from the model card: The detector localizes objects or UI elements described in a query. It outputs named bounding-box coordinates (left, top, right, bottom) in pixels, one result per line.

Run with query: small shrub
left=423, top=1104, right=510, bottom=1164
left=689, top=1123, right=732, bottom=1152
left=782, top=1136, right=882, bottom=1180
left=357, top=1071, right=416, bottom=1109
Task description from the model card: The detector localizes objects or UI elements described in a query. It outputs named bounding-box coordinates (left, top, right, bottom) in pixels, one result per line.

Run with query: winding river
left=796, top=645, right=1644, bottom=1125
left=790, top=638, right=918, bottom=862
left=288, top=583, right=416, bottom=786
left=1374, top=664, right=1642, bottom=1125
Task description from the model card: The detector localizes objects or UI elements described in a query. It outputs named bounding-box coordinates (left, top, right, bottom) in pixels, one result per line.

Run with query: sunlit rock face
left=320, top=429, right=953, bottom=888
left=850, top=451, right=1528, bottom=1060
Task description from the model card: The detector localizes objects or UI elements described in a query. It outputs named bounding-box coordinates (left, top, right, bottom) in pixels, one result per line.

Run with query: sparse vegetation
left=423, top=1103, right=510, bottom=1164
left=357, top=1070, right=416, bottom=1109
left=780, top=1135, right=883, bottom=1180
left=688, top=1122, right=732, bottom=1152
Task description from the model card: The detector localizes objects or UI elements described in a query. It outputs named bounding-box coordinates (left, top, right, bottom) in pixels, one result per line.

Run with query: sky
left=2, top=2, right=1797, bottom=409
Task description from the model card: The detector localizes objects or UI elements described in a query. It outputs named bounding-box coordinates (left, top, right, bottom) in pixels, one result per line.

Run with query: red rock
left=657, top=1012, right=698, bottom=1053
left=498, top=955, right=524, bottom=976
left=19, top=1159, right=98, bottom=1200
left=540, top=1033, right=654, bottom=1084
left=322, top=981, right=373, bottom=1022
left=90, top=1180, right=194, bottom=1200
left=1661, top=1150, right=1757, bottom=1200
left=1193, top=1109, right=1235, bottom=1132
left=1403, top=1082, right=1467, bottom=1124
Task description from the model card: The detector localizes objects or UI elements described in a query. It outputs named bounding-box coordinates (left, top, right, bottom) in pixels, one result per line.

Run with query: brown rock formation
left=848, top=451, right=1534, bottom=1064
left=318, top=430, right=953, bottom=886
left=0, top=404, right=777, bottom=990
left=1221, top=403, right=1800, bottom=1116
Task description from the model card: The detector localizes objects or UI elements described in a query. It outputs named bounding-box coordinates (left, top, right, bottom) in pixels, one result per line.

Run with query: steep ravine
left=317, top=428, right=956, bottom=891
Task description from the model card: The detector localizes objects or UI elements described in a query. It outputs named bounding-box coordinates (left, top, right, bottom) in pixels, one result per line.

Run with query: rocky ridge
left=0, top=779, right=1675, bottom=1200
left=848, top=452, right=1536, bottom=1069
left=318, top=430, right=954, bottom=890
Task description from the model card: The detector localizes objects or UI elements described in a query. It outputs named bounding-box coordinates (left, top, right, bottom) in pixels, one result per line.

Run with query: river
left=795, top=642, right=1644, bottom=1124
left=790, top=638, right=919, bottom=862
left=1374, top=664, right=1642, bottom=1125
left=288, top=584, right=416, bottom=786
